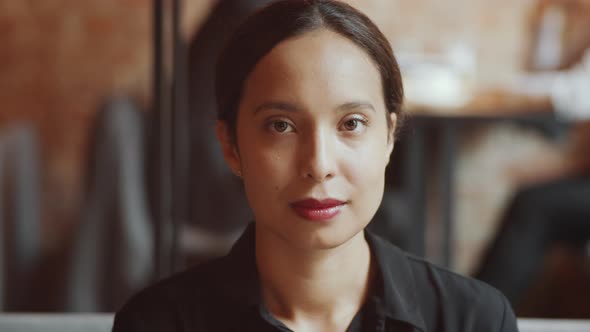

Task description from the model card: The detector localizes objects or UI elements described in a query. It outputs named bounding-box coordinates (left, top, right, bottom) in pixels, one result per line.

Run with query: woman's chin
left=287, top=222, right=365, bottom=251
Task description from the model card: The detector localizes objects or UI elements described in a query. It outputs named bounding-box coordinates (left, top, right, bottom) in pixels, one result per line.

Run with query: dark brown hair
left=215, top=0, right=403, bottom=143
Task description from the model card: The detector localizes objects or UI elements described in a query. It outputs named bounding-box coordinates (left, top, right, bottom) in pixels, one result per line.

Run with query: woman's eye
left=343, top=119, right=359, bottom=131
left=342, top=117, right=367, bottom=131
left=270, top=120, right=293, bottom=133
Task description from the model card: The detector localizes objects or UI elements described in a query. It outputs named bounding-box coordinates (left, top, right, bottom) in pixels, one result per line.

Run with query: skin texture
left=216, top=28, right=397, bottom=331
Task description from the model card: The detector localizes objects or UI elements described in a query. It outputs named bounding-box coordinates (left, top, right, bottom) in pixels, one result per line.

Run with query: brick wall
left=0, top=0, right=215, bottom=247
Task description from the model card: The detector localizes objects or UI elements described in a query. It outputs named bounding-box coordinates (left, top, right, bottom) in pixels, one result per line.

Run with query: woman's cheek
left=250, top=148, right=291, bottom=189
left=348, top=142, right=386, bottom=177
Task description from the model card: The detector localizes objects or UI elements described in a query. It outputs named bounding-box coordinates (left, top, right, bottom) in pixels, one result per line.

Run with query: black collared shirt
left=113, top=224, right=518, bottom=332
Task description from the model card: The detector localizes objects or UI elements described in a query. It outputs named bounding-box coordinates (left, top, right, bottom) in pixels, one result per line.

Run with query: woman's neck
left=255, top=225, right=375, bottom=331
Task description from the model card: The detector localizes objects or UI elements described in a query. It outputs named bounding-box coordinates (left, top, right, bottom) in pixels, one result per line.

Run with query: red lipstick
left=290, top=198, right=345, bottom=221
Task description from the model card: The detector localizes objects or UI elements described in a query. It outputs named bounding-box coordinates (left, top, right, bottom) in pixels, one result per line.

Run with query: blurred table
left=0, top=314, right=113, bottom=332
left=402, top=91, right=559, bottom=267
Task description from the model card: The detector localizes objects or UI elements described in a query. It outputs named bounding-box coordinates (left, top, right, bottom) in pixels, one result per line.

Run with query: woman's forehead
left=241, top=29, right=384, bottom=111
left=255, top=29, right=377, bottom=80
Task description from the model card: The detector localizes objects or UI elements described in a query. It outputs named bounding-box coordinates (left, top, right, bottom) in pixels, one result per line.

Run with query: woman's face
left=217, top=29, right=396, bottom=250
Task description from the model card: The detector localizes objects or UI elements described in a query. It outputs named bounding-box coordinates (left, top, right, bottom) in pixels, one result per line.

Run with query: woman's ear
left=386, top=112, right=397, bottom=161
left=215, top=120, right=242, bottom=176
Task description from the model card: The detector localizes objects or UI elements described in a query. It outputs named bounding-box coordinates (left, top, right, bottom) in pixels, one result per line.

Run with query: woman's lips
left=290, top=198, right=345, bottom=221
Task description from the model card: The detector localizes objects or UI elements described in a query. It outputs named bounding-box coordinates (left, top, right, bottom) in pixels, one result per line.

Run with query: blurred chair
left=474, top=175, right=590, bottom=313
left=0, top=125, right=41, bottom=311
left=65, top=98, right=153, bottom=312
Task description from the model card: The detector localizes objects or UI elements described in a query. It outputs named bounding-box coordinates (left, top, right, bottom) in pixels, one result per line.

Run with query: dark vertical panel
left=171, top=0, right=190, bottom=274
left=152, top=0, right=173, bottom=280
left=405, top=119, right=427, bottom=258
left=441, top=121, right=457, bottom=268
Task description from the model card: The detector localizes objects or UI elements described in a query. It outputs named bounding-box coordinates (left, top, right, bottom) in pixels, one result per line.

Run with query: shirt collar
left=217, top=223, right=426, bottom=331
left=365, top=231, right=427, bottom=331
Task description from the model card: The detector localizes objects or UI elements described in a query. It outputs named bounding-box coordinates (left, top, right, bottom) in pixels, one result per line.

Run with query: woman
left=113, top=1, right=518, bottom=331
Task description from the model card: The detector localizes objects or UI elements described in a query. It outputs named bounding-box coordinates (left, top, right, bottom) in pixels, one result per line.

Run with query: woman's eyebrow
left=336, top=101, right=375, bottom=113
left=254, top=101, right=301, bottom=114
left=253, top=100, right=375, bottom=114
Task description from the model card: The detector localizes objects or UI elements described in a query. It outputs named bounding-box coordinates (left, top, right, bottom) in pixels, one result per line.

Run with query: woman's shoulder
left=112, top=256, right=233, bottom=332
left=405, top=253, right=500, bottom=295
left=367, top=232, right=517, bottom=331
left=131, top=255, right=231, bottom=301
left=403, top=253, right=518, bottom=331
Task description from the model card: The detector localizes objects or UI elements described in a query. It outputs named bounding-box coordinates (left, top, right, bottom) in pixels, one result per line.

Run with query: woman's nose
left=299, top=129, right=336, bottom=182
